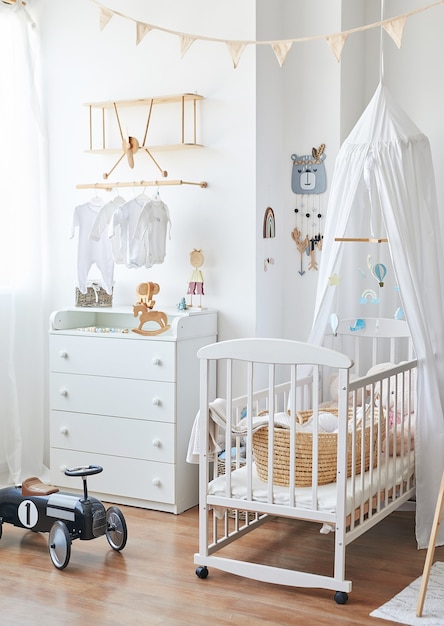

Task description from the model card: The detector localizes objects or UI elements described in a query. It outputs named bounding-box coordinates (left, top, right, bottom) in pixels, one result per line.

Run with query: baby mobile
left=290, top=144, right=326, bottom=275
left=328, top=254, right=391, bottom=337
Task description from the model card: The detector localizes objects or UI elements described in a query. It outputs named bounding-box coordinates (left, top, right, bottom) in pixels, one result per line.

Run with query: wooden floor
left=1, top=503, right=443, bottom=626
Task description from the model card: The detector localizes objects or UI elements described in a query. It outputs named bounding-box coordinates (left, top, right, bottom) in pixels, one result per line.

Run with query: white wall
left=280, top=1, right=343, bottom=341
left=380, top=0, right=444, bottom=241
left=35, top=0, right=258, bottom=342
left=34, top=0, right=444, bottom=343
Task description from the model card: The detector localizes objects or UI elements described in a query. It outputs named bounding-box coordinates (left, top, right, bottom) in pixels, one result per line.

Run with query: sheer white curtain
left=0, top=3, right=48, bottom=485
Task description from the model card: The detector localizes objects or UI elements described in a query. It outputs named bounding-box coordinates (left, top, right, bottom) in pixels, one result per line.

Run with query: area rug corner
left=370, top=562, right=444, bottom=626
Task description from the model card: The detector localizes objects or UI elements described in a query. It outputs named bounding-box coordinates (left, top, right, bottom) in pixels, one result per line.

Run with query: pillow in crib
left=328, top=373, right=363, bottom=407
left=367, top=362, right=415, bottom=417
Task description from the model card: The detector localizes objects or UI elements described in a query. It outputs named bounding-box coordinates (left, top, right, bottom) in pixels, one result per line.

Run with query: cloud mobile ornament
left=359, top=288, right=380, bottom=305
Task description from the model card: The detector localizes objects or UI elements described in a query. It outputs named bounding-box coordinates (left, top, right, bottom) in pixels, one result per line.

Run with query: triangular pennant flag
left=271, top=41, right=293, bottom=67
left=136, top=22, right=152, bottom=46
left=383, top=16, right=407, bottom=49
left=99, top=7, right=113, bottom=31
left=226, top=41, right=247, bottom=69
left=325, top=33, right=348, bottom=62
left=180, top=35, right=196, bottom=59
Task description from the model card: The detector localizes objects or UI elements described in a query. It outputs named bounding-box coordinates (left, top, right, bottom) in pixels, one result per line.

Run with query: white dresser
left=49, top=307, right=217, bottom=514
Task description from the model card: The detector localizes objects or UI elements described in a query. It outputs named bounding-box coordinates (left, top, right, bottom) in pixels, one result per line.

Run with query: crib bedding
left=208, top=452, right=415, bottom=520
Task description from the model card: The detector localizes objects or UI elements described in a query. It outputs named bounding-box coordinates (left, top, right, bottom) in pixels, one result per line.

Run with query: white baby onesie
left=70, top=202, right=114, bottom=295
left=89, top=196, right=125, bottom=242
left=111, top=197, right=148, bottom=268
left=133, top=198, right=172, bottom=268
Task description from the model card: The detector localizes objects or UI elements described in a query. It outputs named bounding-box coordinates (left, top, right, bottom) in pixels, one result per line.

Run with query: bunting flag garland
left=226, top=41, right=248, bottom=69
left=180, top=35, right=197, bottom=58
left=271, top=41, right=293, bottom=68
left=136, top=22, right=152, bottom=46
left=94, top=0, right=444, bottom=68
left=99, top=7, right=113, bottom=31
left=383, top=15, right=407, bottom=49
left=326, top=33, right=348, bottom=63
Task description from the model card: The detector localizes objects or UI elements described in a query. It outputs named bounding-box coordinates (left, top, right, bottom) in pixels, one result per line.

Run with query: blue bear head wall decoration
left=291, top=144, right=326, bottom=194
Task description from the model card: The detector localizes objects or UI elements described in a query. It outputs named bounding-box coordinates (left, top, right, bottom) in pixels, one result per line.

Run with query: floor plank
left=0, top=503, right=442, bottom=625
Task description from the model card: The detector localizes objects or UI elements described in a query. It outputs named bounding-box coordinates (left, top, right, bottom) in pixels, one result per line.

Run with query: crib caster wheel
left=334, top=591, right=349, bottom=604
left=196, top=566, right=209, bottom=579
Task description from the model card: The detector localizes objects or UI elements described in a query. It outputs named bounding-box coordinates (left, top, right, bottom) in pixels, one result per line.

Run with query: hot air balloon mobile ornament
left=372, top=262, right=387, bottom=287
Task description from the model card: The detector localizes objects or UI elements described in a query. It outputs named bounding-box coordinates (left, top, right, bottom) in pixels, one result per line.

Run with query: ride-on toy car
left=0, top=465, right=127, bottom=569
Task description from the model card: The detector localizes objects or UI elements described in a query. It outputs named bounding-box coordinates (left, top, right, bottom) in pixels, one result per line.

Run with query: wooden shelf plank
left=84, top=93, right=204, bottom=109
left=85, top=143, right=204, bottom=154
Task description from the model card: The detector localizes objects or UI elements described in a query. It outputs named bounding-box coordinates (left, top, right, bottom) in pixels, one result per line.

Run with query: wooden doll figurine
left=187, top=249, right=204, bottom=308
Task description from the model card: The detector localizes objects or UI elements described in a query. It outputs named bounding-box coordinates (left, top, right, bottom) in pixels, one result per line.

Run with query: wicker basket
left=252, top=408, right=384, bottom=487
left=75, top=283, right=113, bottom=308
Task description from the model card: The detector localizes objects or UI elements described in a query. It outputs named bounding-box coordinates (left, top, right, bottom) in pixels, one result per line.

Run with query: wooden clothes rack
left=76, top=179, right=208, bottom=190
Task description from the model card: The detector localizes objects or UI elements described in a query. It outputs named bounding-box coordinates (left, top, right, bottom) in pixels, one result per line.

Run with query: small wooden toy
left=136, top=281, right=159, bottom=309
left=187, top=249, right=204, bottom=308
left=132, top=281, right=170, bottom=335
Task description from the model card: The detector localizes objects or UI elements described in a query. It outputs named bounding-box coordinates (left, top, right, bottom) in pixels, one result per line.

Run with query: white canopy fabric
left=309, top=83, right=444, bottom=548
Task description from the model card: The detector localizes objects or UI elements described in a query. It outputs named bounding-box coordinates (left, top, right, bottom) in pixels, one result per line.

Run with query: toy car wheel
left=106, top=506, right=127, bottom=551
left=48, top=520, right=71, bottom=570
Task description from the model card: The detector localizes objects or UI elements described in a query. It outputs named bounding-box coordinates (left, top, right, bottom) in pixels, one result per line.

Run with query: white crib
left=194, top=319, right=416, bottom=603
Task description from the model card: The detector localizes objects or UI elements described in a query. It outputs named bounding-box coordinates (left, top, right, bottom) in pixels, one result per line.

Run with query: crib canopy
left=309, top=82, right=444, bottom=549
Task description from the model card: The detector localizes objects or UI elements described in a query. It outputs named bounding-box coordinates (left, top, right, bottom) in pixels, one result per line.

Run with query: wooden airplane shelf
left=85, top=93, right=204, bottom=152
left=78, top=92, right=207, bottom=189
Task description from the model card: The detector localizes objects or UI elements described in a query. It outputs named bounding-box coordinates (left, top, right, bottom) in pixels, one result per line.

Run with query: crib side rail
left=344, top=358, right=417, bottom=543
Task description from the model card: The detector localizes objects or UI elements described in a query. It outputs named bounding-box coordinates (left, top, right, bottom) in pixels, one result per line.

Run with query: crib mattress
left=207, top=453, right=415, bottom=519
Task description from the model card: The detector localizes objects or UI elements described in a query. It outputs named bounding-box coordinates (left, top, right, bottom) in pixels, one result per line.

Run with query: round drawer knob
left=152, top=397, right=161, bottom=406
left=152, top=478, right=161, bottom=487
left=152, top=438, right=161, bottom=448
left=60, top=426, right=68, bottom=435
left=59, top=388, right=68, bottom=397
left=59, top=350, right=68, bottom=359
left=152, top=357, right=161, bottom=366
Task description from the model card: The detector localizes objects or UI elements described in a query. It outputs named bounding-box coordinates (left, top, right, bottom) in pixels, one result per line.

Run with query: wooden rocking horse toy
left=132, top=282, right=170, bottom=336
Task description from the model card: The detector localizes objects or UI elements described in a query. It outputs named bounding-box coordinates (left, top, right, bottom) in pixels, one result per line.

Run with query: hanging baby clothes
left=133, top=196, right=172, bottom=268
left=111, top=196, right=148, bottom=268
left=89, top=195, right=125, bottom=242
left=70, top=201, right=114, bottom=295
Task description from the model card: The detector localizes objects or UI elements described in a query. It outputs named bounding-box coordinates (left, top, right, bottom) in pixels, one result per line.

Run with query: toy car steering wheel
left=64, top=465, right=103, bottom=477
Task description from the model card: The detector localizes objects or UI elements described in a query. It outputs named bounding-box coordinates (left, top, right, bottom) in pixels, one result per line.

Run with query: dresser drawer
left=49, top=334, right=176, bottom=381
left=50, top=411, right=175, bottom=462
left=50, top=449, right=175, bottom=504
left=50, top=373, right=175, bottom=422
